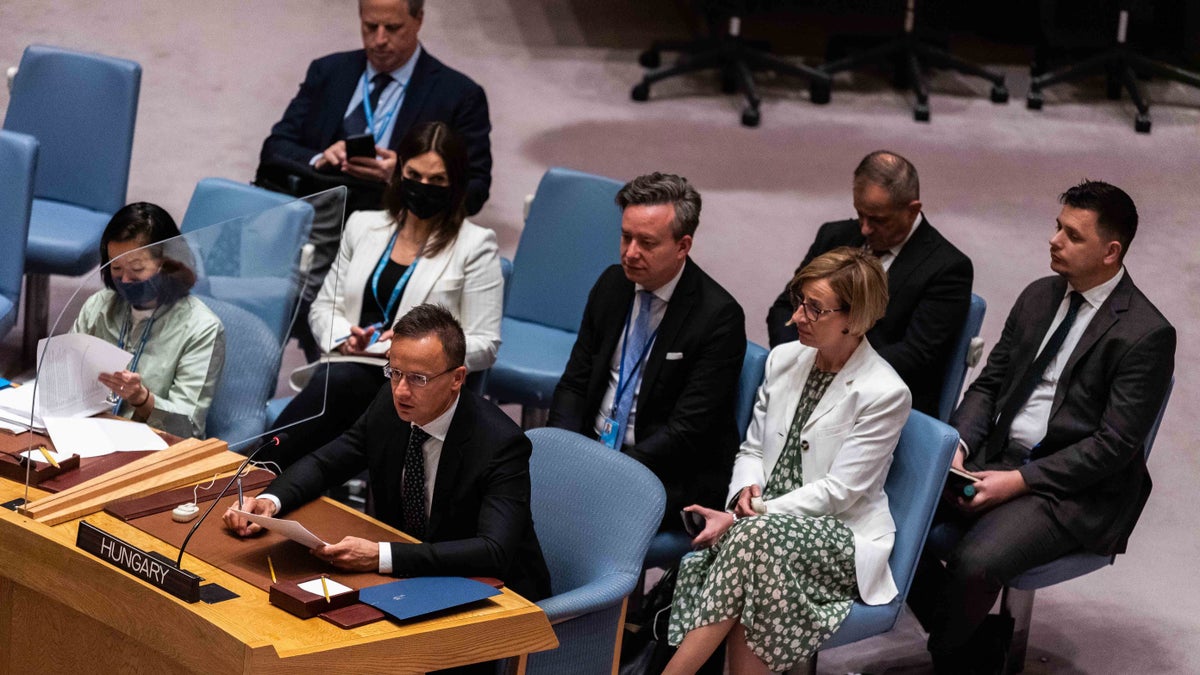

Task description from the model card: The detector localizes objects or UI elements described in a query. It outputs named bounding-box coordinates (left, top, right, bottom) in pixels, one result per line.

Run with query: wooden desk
left=0, top=477, right=558, bottom=674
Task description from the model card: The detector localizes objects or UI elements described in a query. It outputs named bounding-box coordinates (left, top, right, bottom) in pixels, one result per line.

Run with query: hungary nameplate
left=76, top=520, right=202, bottom=603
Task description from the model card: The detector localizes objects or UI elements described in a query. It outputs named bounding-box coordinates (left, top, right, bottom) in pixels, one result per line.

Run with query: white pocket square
left=665, top=352, right=684, bottom=361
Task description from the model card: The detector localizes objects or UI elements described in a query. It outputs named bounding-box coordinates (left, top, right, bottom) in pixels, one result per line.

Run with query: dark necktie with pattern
left=402, top=425, right=431, bottom=538
left=342, top=72, right=393, bottom=139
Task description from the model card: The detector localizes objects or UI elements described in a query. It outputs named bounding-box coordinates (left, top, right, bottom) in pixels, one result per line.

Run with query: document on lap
left=231, top=509, right=331, bottom=549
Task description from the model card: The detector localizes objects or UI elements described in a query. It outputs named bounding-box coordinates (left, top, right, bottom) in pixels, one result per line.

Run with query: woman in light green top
left=72, top=203, right=225, bottom=439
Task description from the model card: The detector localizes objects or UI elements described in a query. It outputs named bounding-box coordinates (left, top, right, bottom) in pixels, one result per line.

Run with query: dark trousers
left=908, top=494, right=1080, bottom=655
left=261, top=361, right=386, bottom=471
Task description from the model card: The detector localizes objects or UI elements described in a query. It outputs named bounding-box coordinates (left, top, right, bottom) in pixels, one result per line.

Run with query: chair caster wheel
left=1026, top=92, right=1043, bottom=110
left=631, top=83, right=650, bottom=102
left=741, top=107, right=761, bottom=127
left=1135, top=113, right=1151, bottom=133
left=990, top=84, right=1009, bottom=104
left=810, top=80, right=831, bottom=105
left=638, top=50, right=660, bottom=69
left=913, top=103, right=930, bottom=123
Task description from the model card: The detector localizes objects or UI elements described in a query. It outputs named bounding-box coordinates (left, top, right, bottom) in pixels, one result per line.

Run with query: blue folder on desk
left=359, top=576, right=501, bottom=621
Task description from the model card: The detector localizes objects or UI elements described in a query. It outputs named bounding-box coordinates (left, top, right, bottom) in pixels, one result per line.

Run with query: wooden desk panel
left=0, top=474, right=557, bottom=674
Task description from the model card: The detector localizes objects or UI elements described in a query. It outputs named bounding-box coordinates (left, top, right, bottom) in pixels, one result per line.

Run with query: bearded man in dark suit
left=766, top=150, right=973, bottom=416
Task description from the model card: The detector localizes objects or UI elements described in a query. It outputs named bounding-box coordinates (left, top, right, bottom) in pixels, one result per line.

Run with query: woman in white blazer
left=265, top=122, right=502, bottom=469
left=665, top=247, right=911, bottom=674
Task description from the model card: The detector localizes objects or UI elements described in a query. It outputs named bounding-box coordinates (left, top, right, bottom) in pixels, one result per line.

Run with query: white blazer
left=728, top=339, right=911, bottom=606
left=308, top=210, right=503, bottom=372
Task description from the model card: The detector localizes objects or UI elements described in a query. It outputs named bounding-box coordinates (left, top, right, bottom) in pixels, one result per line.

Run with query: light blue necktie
left=612, top=291, right=656, bottom=447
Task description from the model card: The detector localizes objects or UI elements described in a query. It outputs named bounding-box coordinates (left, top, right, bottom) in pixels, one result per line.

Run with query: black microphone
left=174, top=432, right=288, bottom=569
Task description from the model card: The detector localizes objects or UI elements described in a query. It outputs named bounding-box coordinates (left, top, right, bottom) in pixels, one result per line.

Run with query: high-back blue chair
left=935, top=376, right=1174, bottom=671
left=810, top=411, right=960, bottom=668
left=197, top=297, right=282, bottom=450
left=3, top=44, right=141, bottom=362
left=937, top=293, right=987, bottom=422
left=522, top=427, right=665, bottom=675
left=179, top=178, right=315, bottom=344
left=0, top=130, right=38, bottom=340
left=643, top=340, right=770, bottom=569
left=483, top=168, right=624, bottom=422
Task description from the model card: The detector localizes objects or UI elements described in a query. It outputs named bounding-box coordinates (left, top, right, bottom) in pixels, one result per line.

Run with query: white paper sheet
left=231, top=509, right=330, bottom=549
left=19, top=447, right=71, bottom=465
left=298, top=577, right=352, bottom=596
left=35, top=334, right=133, bottom=420
left=43, top=417, right=169, bottom=458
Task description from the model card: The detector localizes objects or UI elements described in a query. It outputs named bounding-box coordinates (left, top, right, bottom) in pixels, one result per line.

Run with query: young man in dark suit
left=765, top=150, right=973, bottom=416
left=225, top=304, right=550, bottom=604
left=549, top=172, right=746, bottom=531
left=256, top=0, right=491, bottom=216
left=908, top=181, right=1175, bottom=673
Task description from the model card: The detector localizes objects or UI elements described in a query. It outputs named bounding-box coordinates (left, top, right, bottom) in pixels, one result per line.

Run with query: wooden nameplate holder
left=0, top=431, right=79, bottom=485
left=270, top=576, right=360, bottom=619
left=18, top=437, right=241, bottom=526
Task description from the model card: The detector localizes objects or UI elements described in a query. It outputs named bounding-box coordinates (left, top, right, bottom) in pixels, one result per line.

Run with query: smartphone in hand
left=680, top=509, right=705, bottom=537
left=345, top=133, right=376, bottom=159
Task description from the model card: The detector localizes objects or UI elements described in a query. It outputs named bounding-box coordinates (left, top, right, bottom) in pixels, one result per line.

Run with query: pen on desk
left=38, top=446, right=59, bottom=469
left=268, top=555, right=277, bottom=584
left=321, top=574, right=331, bottom=603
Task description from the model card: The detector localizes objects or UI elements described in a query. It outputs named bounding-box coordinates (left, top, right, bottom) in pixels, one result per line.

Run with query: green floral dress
left=668, top=368, right=859, bottom=671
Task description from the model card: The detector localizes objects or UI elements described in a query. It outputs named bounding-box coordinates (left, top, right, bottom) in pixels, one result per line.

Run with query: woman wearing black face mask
left=264, top=121, right=502, bottom=471
left=71, top=202, right=226, bottom=439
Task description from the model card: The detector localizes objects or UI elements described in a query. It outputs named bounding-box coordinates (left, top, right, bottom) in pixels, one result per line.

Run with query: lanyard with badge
left=108, top=307, right=159, bottom=413
left=599, top=301, right=659, bottom=449
left=370, top=229, right=419, bottom=332
left=360, top=71, right=403, bottom=139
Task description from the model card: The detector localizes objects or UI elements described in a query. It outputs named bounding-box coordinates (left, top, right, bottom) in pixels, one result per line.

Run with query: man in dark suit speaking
left=549, top=172, right=746, bottom=531
left=224, top=304, right=550, bottom=603
left=909, top=181, right=1175, bottom=672
left=255, top=0, right=491, bottom=217
left=765, top=151, right=973, bottom=416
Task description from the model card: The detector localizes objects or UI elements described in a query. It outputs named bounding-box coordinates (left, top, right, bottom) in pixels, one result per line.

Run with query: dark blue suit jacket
left=257, top=47, right=492, bottom=215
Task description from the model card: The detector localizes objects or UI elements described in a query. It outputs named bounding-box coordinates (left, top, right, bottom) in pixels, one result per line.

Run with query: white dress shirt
left=1007, top=268, right=1125, bottom=451
left=378, top=392, right=459, bottom=573
left=592, top=263, right=685, bottom=446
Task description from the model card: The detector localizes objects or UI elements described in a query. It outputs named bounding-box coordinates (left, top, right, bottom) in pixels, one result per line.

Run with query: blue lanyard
left=112, top=307, right=158, bottom=413
left=371, top=229, right=419, bottom=325
left=610, top=298, right=659, bottom=416
left=360, top=71, right=402, bottom=139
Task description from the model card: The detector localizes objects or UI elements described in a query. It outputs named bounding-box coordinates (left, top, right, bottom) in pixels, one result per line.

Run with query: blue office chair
left=179, top=178, right=315, bottom=344
left=196, top=297, right=282, bottom=450
left=643, top=340, right=770, bottom=569
left=522, top=427, right=666, bottom=675
left=937, top=293, right=987, bottom=422
left=3, top=44, right=141, bottom=362
left=927, top=377, right=1174, bottom=671
left=809, top=411, right=960, bottom=668
left=0, top=131, right=38, bottom=340
left=483, top=168, right=624, bottom=425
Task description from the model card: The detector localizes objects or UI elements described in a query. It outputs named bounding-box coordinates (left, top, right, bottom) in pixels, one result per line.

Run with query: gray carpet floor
left=3, top=1, right=1198, bottom=672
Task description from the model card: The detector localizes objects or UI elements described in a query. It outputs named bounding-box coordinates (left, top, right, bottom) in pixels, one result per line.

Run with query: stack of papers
left=0, top=334, right=133, bottom=433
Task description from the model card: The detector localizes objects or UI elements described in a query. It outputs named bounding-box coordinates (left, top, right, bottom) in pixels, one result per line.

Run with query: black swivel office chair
left=1026, top=0, right=1200, bottom=133
left=631, top=1, right=831, bottom=127
left=818, top=0, right=1009, bottom=122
